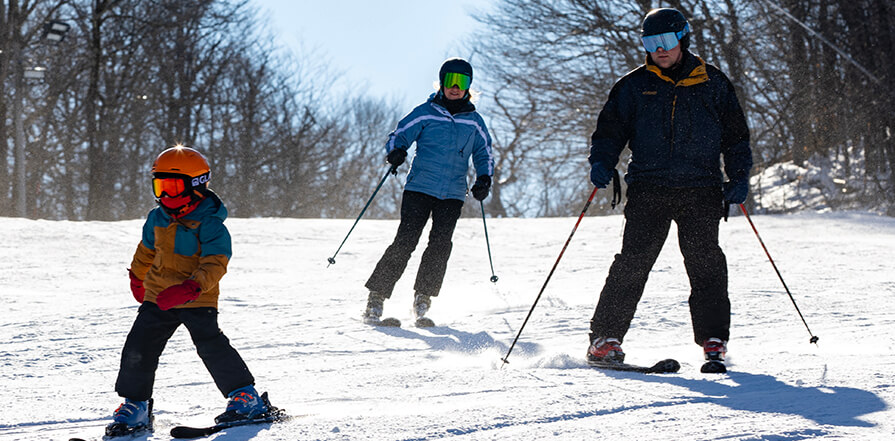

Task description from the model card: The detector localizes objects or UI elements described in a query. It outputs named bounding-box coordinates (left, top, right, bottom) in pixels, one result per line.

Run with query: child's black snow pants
left=115, top=302, right=254, bottom=401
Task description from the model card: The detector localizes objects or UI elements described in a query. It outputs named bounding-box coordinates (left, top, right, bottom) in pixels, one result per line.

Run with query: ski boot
left=413, top=292, right=434, bottom=328
left=586, top=337, right=625, bottom=364
left=106, top=398, right=153, bottom=437
left=215, top=385, right=269, bottom=424
left=701, top=338, right=728, bottom=373
left=363, top=291, right=385, bottom=325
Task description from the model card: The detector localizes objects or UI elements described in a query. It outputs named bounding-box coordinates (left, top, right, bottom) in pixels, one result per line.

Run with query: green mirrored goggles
left=443, top=72, right=471, bottom=90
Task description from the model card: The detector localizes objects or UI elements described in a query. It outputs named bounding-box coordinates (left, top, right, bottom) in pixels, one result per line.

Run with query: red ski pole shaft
left=501, top=187, right=599, bottom=366
left=739, top=204, right=819, bottom=344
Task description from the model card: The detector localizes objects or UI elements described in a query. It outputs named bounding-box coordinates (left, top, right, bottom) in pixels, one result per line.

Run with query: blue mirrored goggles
left=641, top=24, right=689, bottom=52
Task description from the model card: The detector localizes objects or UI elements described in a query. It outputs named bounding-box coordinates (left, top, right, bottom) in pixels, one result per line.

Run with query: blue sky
left=256, top=0, right=490, bottom=109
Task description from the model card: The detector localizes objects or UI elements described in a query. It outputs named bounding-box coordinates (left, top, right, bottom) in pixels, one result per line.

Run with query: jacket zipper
left=670, top=83, right=679, bottom=155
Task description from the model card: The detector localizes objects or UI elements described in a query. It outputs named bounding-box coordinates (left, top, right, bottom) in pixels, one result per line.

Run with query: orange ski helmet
left=151, top=146, right=211, bottom=217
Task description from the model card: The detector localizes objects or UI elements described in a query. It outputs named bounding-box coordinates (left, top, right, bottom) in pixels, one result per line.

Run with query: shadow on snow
left=370, top=324, right=536, bottom=355
left=629, top=369, right=886, bottom=428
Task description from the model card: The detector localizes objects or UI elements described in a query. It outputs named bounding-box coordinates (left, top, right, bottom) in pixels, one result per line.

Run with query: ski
left=69, top=423, right=151, bottom=441
left=363, top=317, right=401, bottom=327
left=414, top=317, right=435, bottom=328
left=170, top=412, right=284, bottom=439
left=587, top=358, right=680, bottom=374
left=700, top=360, right=727, bottom=373
left=170, top=392, right=287, bottom=439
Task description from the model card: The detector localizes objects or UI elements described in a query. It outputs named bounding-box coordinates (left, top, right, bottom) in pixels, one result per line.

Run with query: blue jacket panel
left=589, top=52, right=752, bottom=187
left=386, top=94, right=494, bottom=201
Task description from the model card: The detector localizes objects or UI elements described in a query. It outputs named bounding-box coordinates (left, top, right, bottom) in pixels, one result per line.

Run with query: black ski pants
left=365, top=190, right=464, bottom=298
left=589, top=183, right=730, bottom=346
left=115, top=302, right=254, bottom=401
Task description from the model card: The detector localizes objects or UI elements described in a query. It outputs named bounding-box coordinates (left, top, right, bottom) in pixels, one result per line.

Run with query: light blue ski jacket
left=386, top=94, right=494, bottom=201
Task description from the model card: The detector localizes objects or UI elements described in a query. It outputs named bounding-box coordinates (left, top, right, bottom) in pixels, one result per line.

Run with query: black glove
left=471, top=175, right=491, bottom=201
left=723, top=179, right=749, bottom=204
left=387, top=148, right=407, bottom=167
left=589, top=162, right=612, bottom=188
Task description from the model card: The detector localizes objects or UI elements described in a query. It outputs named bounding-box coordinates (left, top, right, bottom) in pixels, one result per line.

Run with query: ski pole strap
left=723, top=200, right=730, bottom=222
left=610, top=169, right=622, bottom=209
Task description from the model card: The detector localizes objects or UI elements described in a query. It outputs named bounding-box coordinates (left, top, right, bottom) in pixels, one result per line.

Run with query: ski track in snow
left=1, top=212, right=893, bottom=440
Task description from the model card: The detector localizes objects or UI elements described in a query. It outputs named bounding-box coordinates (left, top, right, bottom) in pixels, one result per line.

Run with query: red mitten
left=156, top=279, right=201, bottom=311
left=128, top=269, right=145, bottom=304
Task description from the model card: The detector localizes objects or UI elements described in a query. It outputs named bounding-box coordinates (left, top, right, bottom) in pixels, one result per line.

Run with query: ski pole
left=327, top=165, right=397, bottom=267
left=480, top=200, right=499, bottom=283
left=738, top=204, right=819, bottom=345
left=501, top=187, right=599, bottom=365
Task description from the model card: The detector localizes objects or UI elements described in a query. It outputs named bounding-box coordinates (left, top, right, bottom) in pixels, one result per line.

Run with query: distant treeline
left=2, top=0, right=892, bottom=220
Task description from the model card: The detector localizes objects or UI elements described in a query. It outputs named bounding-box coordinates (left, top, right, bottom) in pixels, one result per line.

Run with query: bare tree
left=472, top=0, right=894, bottom=214
left=0, top=0, right=69, bottom=217
left=471, top=0, right=652, bottom=216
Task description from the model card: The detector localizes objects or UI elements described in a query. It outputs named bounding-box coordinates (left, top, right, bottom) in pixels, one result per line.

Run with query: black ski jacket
left=589, top=51, right=752, bottom=187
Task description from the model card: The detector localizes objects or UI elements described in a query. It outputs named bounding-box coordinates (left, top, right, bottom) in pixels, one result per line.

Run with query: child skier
left=107, top=146, right=274, bottom=437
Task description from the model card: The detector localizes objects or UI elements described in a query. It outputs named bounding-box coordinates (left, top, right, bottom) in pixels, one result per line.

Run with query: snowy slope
left=1, top=212, right=894, bottom=440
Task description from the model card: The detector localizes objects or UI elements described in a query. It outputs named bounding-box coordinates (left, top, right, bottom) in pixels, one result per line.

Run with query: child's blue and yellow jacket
left=130, top=191, right=231, bottom=309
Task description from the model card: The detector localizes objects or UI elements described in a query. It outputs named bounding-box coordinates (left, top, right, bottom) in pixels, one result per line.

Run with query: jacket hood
left=160, top=190, right=227, bottom=223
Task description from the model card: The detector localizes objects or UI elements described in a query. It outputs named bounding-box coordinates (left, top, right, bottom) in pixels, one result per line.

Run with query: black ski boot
left=701, top=338, right=728, bottom=373
left=413, top=292, right=434, bottom=327
left=363, top=291, right=385, bottom=325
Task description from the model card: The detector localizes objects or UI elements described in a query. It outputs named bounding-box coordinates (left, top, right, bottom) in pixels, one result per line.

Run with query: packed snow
left=1, top=210, right=894, bottom=440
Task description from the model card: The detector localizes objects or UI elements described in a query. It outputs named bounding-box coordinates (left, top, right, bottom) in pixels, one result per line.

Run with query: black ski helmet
left=439, top=58, right=473, bottom=88
left=641, top=8, right=690, bottom=49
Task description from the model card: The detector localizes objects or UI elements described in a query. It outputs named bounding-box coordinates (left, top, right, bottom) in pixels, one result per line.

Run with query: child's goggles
left=443, top=72, right=471, bottom=90
left=152, top=175, right=189, bottom=198
left=641, top=24, right=689, bottom=52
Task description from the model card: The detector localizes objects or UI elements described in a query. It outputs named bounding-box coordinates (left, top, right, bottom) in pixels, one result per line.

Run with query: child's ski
left=170, top=412, right=285, bottom=439
left=68, top=423, right=151, bottom=441
left=170, top=393, right=287, bottom=439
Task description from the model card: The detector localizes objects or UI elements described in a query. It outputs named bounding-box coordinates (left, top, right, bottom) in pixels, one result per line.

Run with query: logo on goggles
left=641, top=23, right=689, bottom=52
left=191, top=174, right=209, bottom=187
left=443, top=72, right=471, bottom=90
